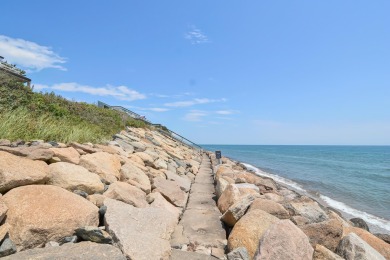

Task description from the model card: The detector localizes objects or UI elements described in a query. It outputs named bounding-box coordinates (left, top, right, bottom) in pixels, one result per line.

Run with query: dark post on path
left=215, top=150, right=221, bottom=165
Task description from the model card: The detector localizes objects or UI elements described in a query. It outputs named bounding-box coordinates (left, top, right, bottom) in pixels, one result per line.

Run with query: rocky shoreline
left=0, top=127, right=389, bottom=259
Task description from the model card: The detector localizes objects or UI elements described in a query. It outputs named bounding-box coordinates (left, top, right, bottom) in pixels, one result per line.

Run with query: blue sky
left=1, top=1, right=389, bottom=145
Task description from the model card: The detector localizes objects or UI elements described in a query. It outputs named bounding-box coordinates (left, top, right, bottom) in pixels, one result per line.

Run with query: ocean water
left=202, top=145, right=390, bottom=233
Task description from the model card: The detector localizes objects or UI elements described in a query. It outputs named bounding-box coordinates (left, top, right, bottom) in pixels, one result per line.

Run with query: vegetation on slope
left=0, top=81, right=149, bottom=143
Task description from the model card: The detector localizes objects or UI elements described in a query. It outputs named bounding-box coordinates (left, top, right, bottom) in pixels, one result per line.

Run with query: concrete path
left=170, top=153, right=226, bottom=259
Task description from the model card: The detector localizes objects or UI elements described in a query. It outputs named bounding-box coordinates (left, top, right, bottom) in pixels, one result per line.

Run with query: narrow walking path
left=170, top=153, right=226, bottom=259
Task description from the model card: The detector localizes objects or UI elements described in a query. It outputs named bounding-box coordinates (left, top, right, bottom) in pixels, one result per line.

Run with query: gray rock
left=2, top=241, right=126, bottom=260
left=76, top=226, right=113, bottom=244
left=227, top=247, right=249, bottom=260
left=59, top=235, right=78, bottom=244
left=73, top=189, right=88, bottom=198
left=115, top=139, right=134, bottom=153
left=336, top=233, right=385, bottom=260
left=350, top=218, right=370, bottom=231
left=104, top=198, right=177, bottom=260
left=0, top=238, right=16, bottom=257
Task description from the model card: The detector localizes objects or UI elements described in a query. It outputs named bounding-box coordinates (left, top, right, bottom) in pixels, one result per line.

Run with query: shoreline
left=216, top=154, right=390, bottom=235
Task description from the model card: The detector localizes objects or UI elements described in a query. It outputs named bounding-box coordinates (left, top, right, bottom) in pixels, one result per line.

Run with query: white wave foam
left=320, top=195, right=390, bottom=232
left=242, top=163, right=305, bottom=192
left=242, top=162, right=390, bottom=233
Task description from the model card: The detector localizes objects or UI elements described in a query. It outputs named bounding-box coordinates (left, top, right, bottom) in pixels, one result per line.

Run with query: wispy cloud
left=0, top=35, right=66, bottom=71
left=34, top=82, right=146, bottom=101
left=165, top=98, right=226, bottom=108
left=215, top=110, right=236, bottom=115
left=184, top=110, right=208, bottom=122
left=184, top=26, right=210, bottom=44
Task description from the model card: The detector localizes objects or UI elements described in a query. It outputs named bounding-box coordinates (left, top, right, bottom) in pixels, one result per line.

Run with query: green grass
left=0, top=81, right=149, bottom=143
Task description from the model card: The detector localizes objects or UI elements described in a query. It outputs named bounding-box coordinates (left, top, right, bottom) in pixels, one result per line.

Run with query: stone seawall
left=0, top=127, right=388, bottom=259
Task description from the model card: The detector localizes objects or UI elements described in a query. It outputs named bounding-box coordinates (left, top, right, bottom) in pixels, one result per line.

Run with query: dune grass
left=0, top=82, right=149, bottom=143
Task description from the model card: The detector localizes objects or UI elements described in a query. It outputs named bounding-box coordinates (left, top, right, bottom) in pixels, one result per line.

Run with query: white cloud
left=34, top=82, right=146, bottom=101
left=165, top=98, right=226, bottom=107
left=216, top=110, right=235, bottom=115
left=0, top=35, right=66, bottom=71
left=184, top=110, right=208, bottom=122
left=184, top=27, right=210, bottom=44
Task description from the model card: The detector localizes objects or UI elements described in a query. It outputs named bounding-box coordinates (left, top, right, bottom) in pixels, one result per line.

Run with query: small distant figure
left=140, top=115, right=146, bottom=120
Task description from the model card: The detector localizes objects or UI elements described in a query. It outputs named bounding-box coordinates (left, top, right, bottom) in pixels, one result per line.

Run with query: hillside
left=0, top=81, right=147, bottom=143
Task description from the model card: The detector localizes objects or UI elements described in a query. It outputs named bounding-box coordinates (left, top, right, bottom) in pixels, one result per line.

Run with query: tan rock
left=104, top=181, right=148, bottom=208
left=217, top=184, right=241, bottom=214
left=149, top=192, right=182, bottom=221
left=343, top=226, right=390, bottom=259
left=87, top=194, right=106, bottom=207
left=0, top=198, right=8, bottom=223
left=134, top=152, right=155, bottom=167
left=154, top=158, right=168, bottom=170
left=93, top=144, right=122, bottom=155
left=48, top=162, right=104, bottom=194
left=301, top=219, right=343, bottom=252
left=49, top=147, right=80, bottom=164
left=255, top=219, right=313, bottom=260
left=147, top=167, right=167, bottom=179
left=165, top=171, right=191, bottom=192
left=128, top=154, right=145, bottom=166
left=120, top=162, right=151, bottom=194
left=153, top=178, right=188, bottom=207
left=3, top=185, right=98, bottom=250
left=228, top=209, right=279, bottom=258
left=79, top=152, right=121, bottom=184
left=289, top=198, right=328, bottom=223
left=248, top=198, right=289, bottom=219
left=2, top=241, right=126, bottom=260
left=216, top=176, right=230, bottom=199
left=314, top=244, right=344, bottom=260
left=336, top=233, right=385, bottom=260
left=221, top=194, right=256, bottom=227
left=104, top=198, right=177, bottom=260
left=291, top=215, right=311, bottom=226
left=70, top=142, right=101, bottom=153
left=0, top=223, right=10, bottom=242
left=0, top=151, right=49, bottom=193
left=263, top=193, right=284, bottom=203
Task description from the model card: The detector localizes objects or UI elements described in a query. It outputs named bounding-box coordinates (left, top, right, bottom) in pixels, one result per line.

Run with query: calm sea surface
left=202, top=145, right=390, bottom=233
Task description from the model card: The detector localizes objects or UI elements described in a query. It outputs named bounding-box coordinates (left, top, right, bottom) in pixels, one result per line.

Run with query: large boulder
left=314, top=244, right=344, bottom=260
left=350, top=218, right=369, bottom=231
left=154, top=158, right=168, bottom=170
left=221, top=195, right=256, bottom=227
left=133, top=152, right=155, bottom=167
left=215, top=176, right=232, bottom=198
left=153, top=178, right=188, bottom=207
left=2, top=241, right=126, bottom=259
left=148, top=192, right=182, bottom=221
left=248, top=198, right=289, bottom=219
left=79, top=152, right=121, bottom=184
left=49, top=147, right=80, bottom=164
left=343, top=226, right=390, bottom=259
left=300, top=219, right=343, bottom=252
left=228, top=209, right=279, bottom=259
left=120, top=162, right=151, bottom=194
left=254, top=219, right=313, bottom=260
left=336, top=233, right=385, bottom=260
left=104, top=198, right=177, bottom=260
left=103, top=182, right=148, bottom=208
left=2, top=185, right=99, bottom=250
left=218, top=184, right=241, bottom=214
left=165, top=171, right=191, bottom=192
left=288, top=198, right=328, bottom=223
left=48, top=162, right=104, bottom=194
left=0, top=151, right=49, bottom=193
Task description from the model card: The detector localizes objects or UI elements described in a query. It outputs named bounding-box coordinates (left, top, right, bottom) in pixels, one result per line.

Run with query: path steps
left=170, top=153, right=226, bottom=259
